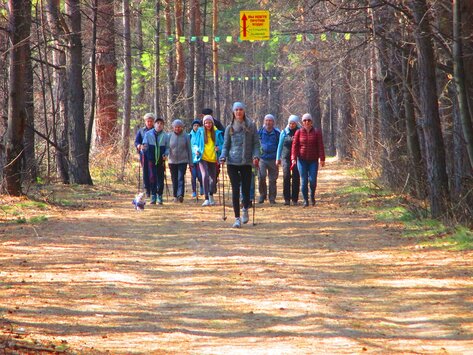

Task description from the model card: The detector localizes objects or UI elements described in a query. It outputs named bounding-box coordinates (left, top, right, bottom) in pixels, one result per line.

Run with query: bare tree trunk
left=212, top=0, right=220, bottom=118
left=337, top=62, right=354, bottom=159
left=135, top=2, right=146, bottom=114
left=65, top=0, right=92, bottom=184
left=402, top=52, right=425, bottom=198
left=23, top=19, right=36, bottom=183
left=154, top=0, right=161, bottom=118
left=121, top=0, right=132, bottom=178
left=452, top=0, right=473, bottom=169
left=193, top=0, right=203, bottom=117
left=45, top=0, right=69, bottom=183
left=186, top=0, right=196, bottom=121
left=164, top=0, right=175, bottom=121
left=86, top=0, right=98, bottom=159
left=95, top=0, right=118, bottom=147
left=305, top=55, right=321, bottom=129
left=5, top=0, right=32, bottom=195
left=409, top=0, right=450, bottom=218
left=174, top=0, right=185, bottom=115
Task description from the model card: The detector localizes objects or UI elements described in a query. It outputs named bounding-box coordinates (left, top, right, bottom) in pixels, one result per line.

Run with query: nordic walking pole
left=221, top=162, right=227, bottom=220
left=252, top=166, right=257, bottom=226
left=164, top=160, right=170, bottom=202
left=138, top=155, right=142, bottom=194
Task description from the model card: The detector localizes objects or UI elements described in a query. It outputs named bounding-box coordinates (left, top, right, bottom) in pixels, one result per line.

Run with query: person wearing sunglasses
left=291, top=113, right=326, bottom=207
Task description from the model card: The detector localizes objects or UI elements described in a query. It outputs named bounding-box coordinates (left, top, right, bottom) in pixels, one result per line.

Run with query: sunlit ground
left=1, top=159, right=472, bottom=354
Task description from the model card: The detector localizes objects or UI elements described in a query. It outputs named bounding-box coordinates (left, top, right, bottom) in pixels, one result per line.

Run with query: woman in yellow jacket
left=193, top=115, right=224, bottom=206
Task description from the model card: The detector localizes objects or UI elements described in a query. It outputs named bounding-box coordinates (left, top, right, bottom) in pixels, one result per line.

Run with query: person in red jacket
left=291, top=113, right=326, bottom=207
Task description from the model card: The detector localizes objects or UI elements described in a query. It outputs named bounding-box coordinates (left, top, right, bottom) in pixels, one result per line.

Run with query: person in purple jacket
left=134, top=113, right=155, bottom=197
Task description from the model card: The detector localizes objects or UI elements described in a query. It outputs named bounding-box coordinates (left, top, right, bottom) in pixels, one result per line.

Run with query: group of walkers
left=135, top=102, right=325, bottom=228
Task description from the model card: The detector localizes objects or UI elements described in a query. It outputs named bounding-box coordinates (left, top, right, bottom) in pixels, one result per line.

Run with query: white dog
left=132, top=192, right=146, bottom=211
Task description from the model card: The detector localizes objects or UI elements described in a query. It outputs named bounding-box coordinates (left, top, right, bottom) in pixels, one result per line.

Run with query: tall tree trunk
left=212, top=0, right=220, bottom=117
left=402, top=52, right=425, bottom=198
left=45, top=0, right=69, bottom=183
left=135, top=2, right=146, bottom=114
left=5, top=0, right=32, bottom=195
left=174, top=0, right=185, bottom=117
left=371, top=1, right=401, bottom=188
left=95, top=0, right=118, bottom=147
left=305, top=55, right=321, bottom=129
left=409, top=0, right=450, bottom=218
left=193, top=0, right=204, bottom=116
left=337, top=62, right=354, bottom=159
left=154, top=0, right=161, bottom=118
left=86, top=0, right=98, bottom=159
left=23, top=20, right=36, bottom=183
left=186, top=0, right=196, bottom=121
left=65, top=0, right=92, bottom=184
left=452, top=0, right=473, bottom=169
left=164, top=0, right=175, bottom=121
left=121, top=0, right=132, bottom=178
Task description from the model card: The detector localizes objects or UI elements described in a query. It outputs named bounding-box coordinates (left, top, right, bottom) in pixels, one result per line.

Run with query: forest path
left=1, top=159, right=472, bottom=354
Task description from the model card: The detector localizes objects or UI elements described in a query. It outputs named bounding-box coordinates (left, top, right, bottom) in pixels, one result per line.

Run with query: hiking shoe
left=150, top=195, right=157, bottom=204
left=192, top=191, right=197, bottom=198
left=302, top=200, right=309, bottom=208
left=284, top=200, right=290, bottom=206
left=202, top=199, right=210, bottom=207
left=209, top=195, right=216, bottom=206
left=233, top=218, right=241, bottom=228
left=157, top=195, right=163, bottom=205
left=242, top=208, right=249, bottom=224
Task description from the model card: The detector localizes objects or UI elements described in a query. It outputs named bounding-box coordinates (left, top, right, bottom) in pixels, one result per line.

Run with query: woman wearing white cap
left=291, top=113, right=326, bottom=207
left=220, top=102, right=261, bottom=228
left=193, top=115, right=224, bottom=206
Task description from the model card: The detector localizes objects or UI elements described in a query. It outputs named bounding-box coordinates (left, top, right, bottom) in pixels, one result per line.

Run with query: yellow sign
left=240, top=10, right=270, bottom=41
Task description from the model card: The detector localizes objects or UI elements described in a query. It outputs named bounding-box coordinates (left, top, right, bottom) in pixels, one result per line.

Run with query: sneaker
left=202, top=199, right=210, bottom=207
left=192, top=191, right=197, bottom=198
left=242, top=208, right=249, bottom=224
left=302, top=200, right=309, bottom=208
left=157, top=195, right=163, bottom=205
left=233, top=218, right=241, bottom=228
left=284, top=200, right=290, bottom=206
left=178, top=195, right=184, bottom=203
left=150, top=195, right=157, bottom=204
left=209, top=195, right=216, bottom=206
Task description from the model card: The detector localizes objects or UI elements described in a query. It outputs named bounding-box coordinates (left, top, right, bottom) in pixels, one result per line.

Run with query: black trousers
left=227, top=164, right=252, bottom=218
left=282, top=157, right=300, bottom=202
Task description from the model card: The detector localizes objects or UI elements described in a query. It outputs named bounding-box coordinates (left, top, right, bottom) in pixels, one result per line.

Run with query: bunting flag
left=163, top=32, right=358, bottom=44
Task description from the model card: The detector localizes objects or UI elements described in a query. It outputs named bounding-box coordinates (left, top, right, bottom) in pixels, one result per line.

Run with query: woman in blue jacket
left=276, top=115, right=301, bottom=206
left=193, top=115, right=224, bottom=206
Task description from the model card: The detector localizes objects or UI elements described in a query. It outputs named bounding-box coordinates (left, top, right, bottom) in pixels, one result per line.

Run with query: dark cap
left=192, top=119, right=202, bottom=126
left=154, top=117, right=164, bottom=123
left=201, top=108, right=213, bottom=115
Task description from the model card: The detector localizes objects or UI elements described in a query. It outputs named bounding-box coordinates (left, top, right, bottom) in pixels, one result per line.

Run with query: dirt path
left=1, top=160, right=472, bottom=354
